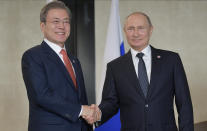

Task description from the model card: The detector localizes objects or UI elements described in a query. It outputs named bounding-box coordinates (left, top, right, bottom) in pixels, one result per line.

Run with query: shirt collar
left=44, top=38, right=66, bottom=54
left=131, top=45, right=151, bottom=58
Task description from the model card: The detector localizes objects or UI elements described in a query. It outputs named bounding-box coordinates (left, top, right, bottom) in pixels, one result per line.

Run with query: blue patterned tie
left=137, top=53, right=149, bottom=97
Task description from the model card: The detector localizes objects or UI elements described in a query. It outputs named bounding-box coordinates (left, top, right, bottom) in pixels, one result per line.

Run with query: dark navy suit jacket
left=22, top=41, right=92, bottom=131
left=99, top=46, right=194, bottom=131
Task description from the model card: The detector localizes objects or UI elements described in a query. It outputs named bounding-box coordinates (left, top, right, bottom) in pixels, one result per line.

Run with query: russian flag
left=95, top=0, right=124, bottom=130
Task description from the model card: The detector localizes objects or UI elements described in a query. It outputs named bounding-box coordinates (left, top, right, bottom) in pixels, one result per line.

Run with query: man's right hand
left=81, top=104, right=101, bottom=125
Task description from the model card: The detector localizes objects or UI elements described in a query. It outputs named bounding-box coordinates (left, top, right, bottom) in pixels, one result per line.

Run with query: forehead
left=47, top=8, right=69, bottom=19
left=125, top=14, right=149, bottom=27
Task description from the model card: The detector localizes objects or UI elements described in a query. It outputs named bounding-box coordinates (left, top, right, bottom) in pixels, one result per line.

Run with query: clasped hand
left=81, top=104, right=101, bottom=125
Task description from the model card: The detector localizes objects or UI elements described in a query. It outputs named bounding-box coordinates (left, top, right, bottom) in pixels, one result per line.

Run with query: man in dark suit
left=94, top=12, right=194, bottom=131
left=21, top=1, right=94, bottom=131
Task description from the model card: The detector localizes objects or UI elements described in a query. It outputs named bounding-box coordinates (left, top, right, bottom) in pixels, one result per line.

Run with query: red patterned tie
left=60, top=49, right=77, bottom=89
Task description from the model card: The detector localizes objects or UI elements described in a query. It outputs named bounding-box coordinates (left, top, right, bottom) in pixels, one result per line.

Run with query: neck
left=133, top=45, right=148, bottom=52
left=56, top=43, right=65, bottom=48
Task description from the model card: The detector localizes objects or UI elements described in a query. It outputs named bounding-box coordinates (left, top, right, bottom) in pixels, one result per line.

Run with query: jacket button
left=145, top=104, right=149, bottom=108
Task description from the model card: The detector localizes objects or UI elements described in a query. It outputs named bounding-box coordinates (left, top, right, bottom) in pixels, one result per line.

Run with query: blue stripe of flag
left=120, top=41, right=125, bottom=56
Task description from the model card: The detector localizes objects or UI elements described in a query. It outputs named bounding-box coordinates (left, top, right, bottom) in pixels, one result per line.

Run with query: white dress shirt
left=44, top=38, right=65, bottom=64
left=131, top=45, right=152, bottom=83
left=44, top=38, right=76, bottom=76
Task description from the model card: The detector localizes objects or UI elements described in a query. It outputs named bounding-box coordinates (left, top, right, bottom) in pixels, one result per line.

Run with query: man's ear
left=150, top=26, right=153, bottom=35
left=40, top=22, right=45, bottom=33
left=150, top=26, right=154, bottom=36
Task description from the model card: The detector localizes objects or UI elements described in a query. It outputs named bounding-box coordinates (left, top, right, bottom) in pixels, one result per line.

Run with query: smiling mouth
left=56, top=32, right=66, bottom=35
left=133, top=39, right=142, bottom=41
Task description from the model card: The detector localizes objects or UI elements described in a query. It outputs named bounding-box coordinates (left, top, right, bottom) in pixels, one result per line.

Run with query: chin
left=132, top=44, right=143, bottom=48
left=56, top=39, right=67, bottom=43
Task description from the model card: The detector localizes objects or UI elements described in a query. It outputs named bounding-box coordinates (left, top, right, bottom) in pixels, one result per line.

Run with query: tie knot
left=60, top=49, right=67, bottom=56
left=136, top=52, right=144, bottom=59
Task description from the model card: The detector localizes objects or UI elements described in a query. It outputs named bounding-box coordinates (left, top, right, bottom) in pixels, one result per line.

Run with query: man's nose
left=57, top=21, right=65, bottom=28
left=133, top=29, right=140, bottom=37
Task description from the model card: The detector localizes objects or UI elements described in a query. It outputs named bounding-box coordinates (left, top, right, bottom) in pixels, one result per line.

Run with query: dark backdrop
left=59, top=0, right=95, bottom=104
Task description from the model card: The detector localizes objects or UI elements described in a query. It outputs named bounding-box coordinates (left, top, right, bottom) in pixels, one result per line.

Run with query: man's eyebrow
left=127, top=26, right=135, bottom=28
left=52, top=17, right=69, bottom=20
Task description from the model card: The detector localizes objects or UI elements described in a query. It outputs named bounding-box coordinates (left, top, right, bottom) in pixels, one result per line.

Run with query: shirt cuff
left=79, top=106, right=83, bottom=117
left=97, top=108, right=102, bottom=121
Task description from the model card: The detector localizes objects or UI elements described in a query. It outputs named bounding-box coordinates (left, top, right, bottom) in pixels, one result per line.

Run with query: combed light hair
left=125, top=12, right=152, bottom=27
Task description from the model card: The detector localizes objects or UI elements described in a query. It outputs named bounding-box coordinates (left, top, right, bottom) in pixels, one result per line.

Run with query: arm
left=98, top=63, right=119, bottom=125
left=22, top=50, right=81, bottom=122
left=174, top=54, right=194, bottom=131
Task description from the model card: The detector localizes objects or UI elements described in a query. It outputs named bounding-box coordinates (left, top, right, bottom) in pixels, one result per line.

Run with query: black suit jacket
left=99, top=46, right=194, bottom=131
left=22, top=41, right=92, bottom=131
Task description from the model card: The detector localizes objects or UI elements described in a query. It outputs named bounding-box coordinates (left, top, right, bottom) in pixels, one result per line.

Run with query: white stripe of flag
left=95, top=0, right=124, bottom=130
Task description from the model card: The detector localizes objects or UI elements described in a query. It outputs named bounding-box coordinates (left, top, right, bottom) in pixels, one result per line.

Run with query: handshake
left=81, top=104, right=101, bottom=125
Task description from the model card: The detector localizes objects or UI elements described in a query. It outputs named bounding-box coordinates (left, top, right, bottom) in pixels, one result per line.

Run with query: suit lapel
left=123, top=51, right=146, bottom=99
left=147, top=46, right=162, bottom=98
left=68, top=54, right=82, bottom=99
left=41, top=42, right=76, bottom=90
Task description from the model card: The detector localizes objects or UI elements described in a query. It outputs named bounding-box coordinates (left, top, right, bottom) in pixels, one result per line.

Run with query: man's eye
left=138, top=27, right=145, bottom=29
left=53, top=21, right=59, bottom=24
left=64, top=21, right=70, bottom=24
left=128, top=28, right=134, bottom=31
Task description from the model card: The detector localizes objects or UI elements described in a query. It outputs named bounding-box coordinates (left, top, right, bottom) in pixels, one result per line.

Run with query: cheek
left=65, top=27, right=70, bottom=35
left=67, top=27, right=71, bottom=33
left=45, top=26, right=54, bottom=34
left=126, top=33, right=133, bottom=39
left=141, top=33, right=149, bottom=38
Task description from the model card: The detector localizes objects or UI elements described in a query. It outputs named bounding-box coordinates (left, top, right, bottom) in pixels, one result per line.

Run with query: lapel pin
left=157, top=55, right=161, bottom=59
left=72, top=60, right=75, bottom=63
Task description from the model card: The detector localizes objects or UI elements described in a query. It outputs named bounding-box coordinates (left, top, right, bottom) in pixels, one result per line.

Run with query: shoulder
left=22, top=42, right=45, bottom=62
left=152, top=46, right=177, bottom=54
left=151, top=46, right=180, bottom=59
left=23, top=41, right=51, bottom=56
left=23, top=45, right=41, bottom=57
left=107, top=51, right=131, bottom=68
left=24, top=45, right=42, bottom=54
left=151, top=46, right=182, bottom=65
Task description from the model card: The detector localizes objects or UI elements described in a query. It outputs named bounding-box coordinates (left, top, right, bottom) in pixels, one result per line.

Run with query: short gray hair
left=126, top=12, right=152, bottom=27
left=40, top=1, right=72, bottom=23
